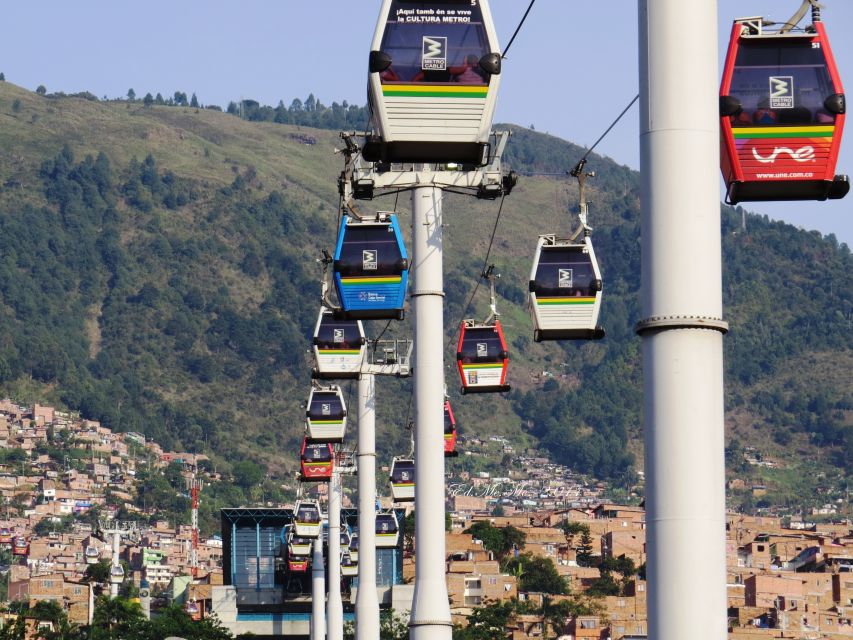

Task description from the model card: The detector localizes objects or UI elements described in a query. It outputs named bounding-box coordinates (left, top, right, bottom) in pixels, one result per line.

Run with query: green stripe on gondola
left=318, top=349, right=361, bottom=355
left=340, top=276, right=402, bottom=285
left=733, top=129, right=833, bottom=139
left=311, top=420, right=343, bottom=425
left=383, top=87, right=488, bottom=98
left=461, top=363, right=504, bottom=370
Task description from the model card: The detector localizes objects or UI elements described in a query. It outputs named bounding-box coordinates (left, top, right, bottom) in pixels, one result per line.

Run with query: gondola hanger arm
left=778, top=0, right=823, bottom=33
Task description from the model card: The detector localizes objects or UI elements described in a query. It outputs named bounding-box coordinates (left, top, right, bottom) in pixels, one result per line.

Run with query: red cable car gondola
left=443, top=400, right=458, bottom=457
left=456, top=267, right=510, bottom=394
left=719, top=11, right=848, bottom=204
left=299, top=438, right=334, bottom=482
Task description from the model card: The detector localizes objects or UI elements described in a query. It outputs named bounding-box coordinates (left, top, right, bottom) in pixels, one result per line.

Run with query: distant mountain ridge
left=0, top=80, right=849, bottom=513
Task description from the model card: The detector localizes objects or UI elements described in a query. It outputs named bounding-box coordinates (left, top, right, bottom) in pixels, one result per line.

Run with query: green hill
left=0, top=81, right=850, bottom=513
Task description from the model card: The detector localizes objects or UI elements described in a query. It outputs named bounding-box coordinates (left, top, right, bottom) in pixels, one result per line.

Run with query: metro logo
left=421, top=36, right=447, bottom=70
left=769, top=76, right=794, bottom=109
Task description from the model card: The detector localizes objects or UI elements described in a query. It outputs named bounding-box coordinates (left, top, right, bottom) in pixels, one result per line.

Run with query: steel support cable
left=445, top=192, right=507, bottom=353
left=578, top=94, right=639, bottom=166
left=502, top=0, right=537, bottom=58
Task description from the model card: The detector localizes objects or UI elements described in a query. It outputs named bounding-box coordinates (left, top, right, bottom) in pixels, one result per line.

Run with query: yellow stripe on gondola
left=733, top=125, right=834, bottom=139
left=393, top=483, right=415, bottom=487
left=310, top=420, right=343, bottom=425
left=461, top=363, right=504, bottom=370
left=382, top=84, right=488, bottom=98
left=341, top=276, right=402, bottom=285
left=318, top=349, right=362, bottom=355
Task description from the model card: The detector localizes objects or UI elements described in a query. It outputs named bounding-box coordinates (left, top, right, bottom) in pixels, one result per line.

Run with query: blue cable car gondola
left=719, top=8, right=847, bottom=203
left=365, top=0, right=503, bottom=165
left=333, top=213, right=409, bottom=320
left=312, top=308, right=366, bottom=379
left=305, top=385, right=347, bottom=443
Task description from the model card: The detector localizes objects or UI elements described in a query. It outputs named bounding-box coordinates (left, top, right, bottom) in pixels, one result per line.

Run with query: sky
left=2, top=1, right=851, bottom=244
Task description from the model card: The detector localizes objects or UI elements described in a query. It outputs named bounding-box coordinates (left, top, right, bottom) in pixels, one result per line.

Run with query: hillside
left=0, top=80, right=850, bottom=512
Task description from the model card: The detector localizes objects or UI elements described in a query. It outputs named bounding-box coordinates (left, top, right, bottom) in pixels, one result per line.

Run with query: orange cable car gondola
left=719, top=5, right=847, bottom=204
left=456, top=266, right=510, bottom=394
left=299, top=438, right=334, bottom=482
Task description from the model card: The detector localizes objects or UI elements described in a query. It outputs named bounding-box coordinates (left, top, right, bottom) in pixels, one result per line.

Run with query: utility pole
left=98, top=520, right=137, bottom=598
left=637, top=2, right=728, bottom=640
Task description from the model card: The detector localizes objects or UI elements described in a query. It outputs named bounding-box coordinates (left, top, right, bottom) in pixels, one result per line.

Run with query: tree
left=232, top=460, right=264, bottom=490
left=142, top=93, right=154, bottom=107
left=155, top=93, right=165, bottom=105
left=464, top=522, right=526, bottom=560
left=91, top=596, right=146, bottom=640
left=127, top=89, right=136, bottom=101
left=84, top=560, right=112, bottom=584
left=190, top=93, right=199, bottom=108
left=576, top=530, right=595, bottom=567
left=453, top=600, right=518, bottom=640
left=36, top=85, right=46, bottom=95
left=0, top=72, right=5, bottom=81
left=501, top=553, right=568, bottom=595
left=173, top=91, right=188, bottom=106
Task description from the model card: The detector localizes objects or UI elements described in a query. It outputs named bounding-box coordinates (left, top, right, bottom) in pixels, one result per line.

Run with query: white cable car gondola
left=288, top=531, right=312, bottom=557
left=305, top=385, right=347, bottom=443
left=294, top=500, right=323, bottom=538
left=109, top=564, right=125, bottom=584
left=348, top=533, right=359, bottom=563
left=529, top=234, right=604, bottom=341
left=376, top=512, right=400, bottom=548
left=529, top=160, right=605, bottom=342
left=341, top=551, right=359, bottom=577
left=85, top=546, right=100, bottom=565
left=312, top=309, right=366, bottom=379
left=365, top=0, right=502, bottom=165
left=389, top=457, right=415, bottom=502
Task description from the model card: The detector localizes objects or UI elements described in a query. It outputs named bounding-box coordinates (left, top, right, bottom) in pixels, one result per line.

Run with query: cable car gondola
left=349, top=533, right=359, bottom=563
left=719, top=10, right=848, bottom=204
left=184, top=600, right=202, bottom=621
left=12, top=537, right=28, bottom=556
left=110, top=565, right=125, bottom=584
left=456, top=266, right=510, bottom=393
left=529, top=234, right=604, bottom=341
left=389, top=457, right=415, bottom=502
left=0, top=528, right=12, bottom=545
left=312, top=309, right=366, bottom=379
left=376, top=512, right=400, bottom=548
left=444, top=400, right=458, bottom=457
left=341, top=551, right=358, bottom=577
left=364, top=0, right=503, bottom=165
left=333, top=213, right=408, bottom=320
left=305, top=386, right=348, bottom=443
left=300, top=439, right=334, bottom=482
left=294, top=500, right=323, bottom=538
left=456, top=320, right=510, bottom=394
left=288, top=556, right=310, bottom=573
left=288, top=532, right=312, bottom=557
left=85, top=546, right=100, bottom=565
